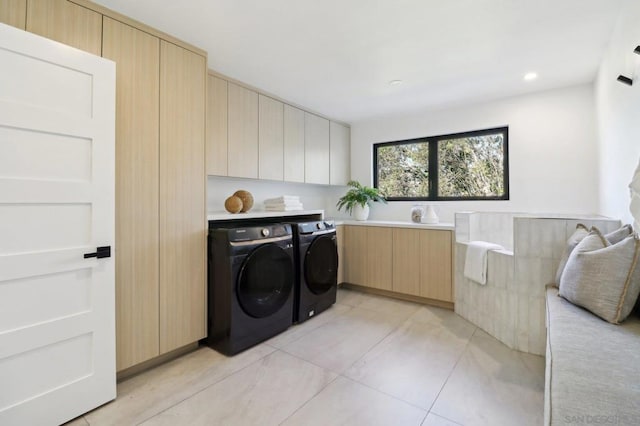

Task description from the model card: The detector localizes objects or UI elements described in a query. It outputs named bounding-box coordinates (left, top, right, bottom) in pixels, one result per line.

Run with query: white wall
left=207, top=176, right=349, bottom=218
left=595, top=0, right=640, bottom=225
left=350, top=84, right=600, bottom=223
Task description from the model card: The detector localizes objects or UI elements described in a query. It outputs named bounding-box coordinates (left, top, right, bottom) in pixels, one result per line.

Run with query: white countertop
left=208, top=209, right=324, bottom=221
left=332, top=219, right=455, bottom=231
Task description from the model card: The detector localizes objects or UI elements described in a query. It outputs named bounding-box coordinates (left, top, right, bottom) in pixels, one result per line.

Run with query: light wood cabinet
left=304, top=112, right=330, bottom=184
left=159, top=40, right=206, bottom=354
left=0, top=0, right=26, bottom=29
left=343, top=226, right=392, bottom=291
left=419, top=229, right=453, bottom=302
left=103, top=17, right=161, bottom=371
left=258, top=95, right=284, bottom=181
left=392, top=228, right=421, bottom=296
left=330, top=121, right=350, bottom=186
left=343, top=225, right=453, bottom=304
left=206, top=75, right=228, bottom=176
left=228, top=82, right=258, bottom=178
left=343, top=226, right=367, bottom=286
left=284, top=104, right=305, bottom=183
left=336, top=225, right=345, bottom=284
left=391, top=228, right=452, bottom=301
left=204, top=77, right=348, bottom=186
left=367, top=227, right=393, bottom=291
left=26, top=0, right=102, bottom=55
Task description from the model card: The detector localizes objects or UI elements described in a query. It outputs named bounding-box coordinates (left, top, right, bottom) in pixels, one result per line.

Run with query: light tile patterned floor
left=71, top=288, right=544, bottom=426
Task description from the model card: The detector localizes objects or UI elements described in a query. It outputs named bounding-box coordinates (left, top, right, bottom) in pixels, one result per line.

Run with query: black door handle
left=84, top=246, right=111, bottom=259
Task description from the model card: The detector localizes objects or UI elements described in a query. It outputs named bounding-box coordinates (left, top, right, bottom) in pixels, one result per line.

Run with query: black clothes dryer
left=207, top=223, right=295, bottom=355
left=290, top=221, right=338, bottom=323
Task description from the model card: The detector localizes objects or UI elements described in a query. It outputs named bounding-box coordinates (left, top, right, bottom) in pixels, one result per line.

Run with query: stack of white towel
left=264, top=195, right=304, bottom=211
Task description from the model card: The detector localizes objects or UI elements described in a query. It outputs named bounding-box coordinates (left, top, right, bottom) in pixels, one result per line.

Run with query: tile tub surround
left=75, top=288, right=544, bottom=426
left=455, top=214, right=621, bottom=355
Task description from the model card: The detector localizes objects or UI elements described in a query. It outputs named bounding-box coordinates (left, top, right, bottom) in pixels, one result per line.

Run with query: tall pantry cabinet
left=102, top=18, right=162, bottom=371
left=1, top=0, right=208, bottom=372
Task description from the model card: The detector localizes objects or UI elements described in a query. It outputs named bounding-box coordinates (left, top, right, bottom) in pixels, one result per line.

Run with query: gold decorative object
left=224, top=195, right=243, bottom=214
left=233, top=190, right=254, bottom=212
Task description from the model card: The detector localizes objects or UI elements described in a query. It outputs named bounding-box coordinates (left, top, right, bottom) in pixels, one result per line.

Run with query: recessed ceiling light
left=389, top=80, right=403, bottom=86
left=524, top=72, right=538, bottom=81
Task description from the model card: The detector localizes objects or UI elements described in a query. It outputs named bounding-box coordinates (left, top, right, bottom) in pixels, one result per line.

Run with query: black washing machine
left=290, top=220, right=338, bottom=323
left=207, top=223, right=295, bottom=355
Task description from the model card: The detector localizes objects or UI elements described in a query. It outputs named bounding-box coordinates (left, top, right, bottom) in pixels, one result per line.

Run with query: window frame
left=373, top=126, right=509, bottom=201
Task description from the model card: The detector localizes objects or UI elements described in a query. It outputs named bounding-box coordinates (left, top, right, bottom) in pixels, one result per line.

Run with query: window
left=374, top=127, right=509, bottom=201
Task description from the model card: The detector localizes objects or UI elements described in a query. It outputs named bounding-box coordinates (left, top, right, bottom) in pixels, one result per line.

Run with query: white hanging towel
left=463, top=241, right=505, bottom=285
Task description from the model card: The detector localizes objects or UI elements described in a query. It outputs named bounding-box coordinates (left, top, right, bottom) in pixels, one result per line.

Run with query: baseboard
left=340, top=283, right=454, bottom=311
left=116, top=342, right=200, bottom=382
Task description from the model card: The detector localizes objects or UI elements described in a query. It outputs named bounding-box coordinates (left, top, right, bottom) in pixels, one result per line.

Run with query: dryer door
left=304, top=235, right=338, bottom=295
left=237, top=243, right=294, bottom=318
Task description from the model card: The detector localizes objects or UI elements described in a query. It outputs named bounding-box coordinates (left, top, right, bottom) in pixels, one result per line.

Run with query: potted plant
left=336, top=180, right=387, bottom=221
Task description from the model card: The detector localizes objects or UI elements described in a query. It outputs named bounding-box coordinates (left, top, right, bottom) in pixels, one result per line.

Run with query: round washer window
left=304, top=235, right=338, bottom=295
left=237, top=243, right=293, bottom=318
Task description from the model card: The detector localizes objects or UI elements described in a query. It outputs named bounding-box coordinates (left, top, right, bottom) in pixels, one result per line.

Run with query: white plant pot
left=353, top=204, right=370, bottom=221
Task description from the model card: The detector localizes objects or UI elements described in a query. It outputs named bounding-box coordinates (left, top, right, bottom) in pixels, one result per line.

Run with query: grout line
left=276, top=374, right=341, bottom=425
left=425, top=326, right=478, bottom=415
left=133, top=346, right=277, bottom=425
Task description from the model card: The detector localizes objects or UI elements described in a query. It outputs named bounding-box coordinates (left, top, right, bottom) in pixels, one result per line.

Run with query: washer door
left=237, top=243, right=294, bottom=318
left=304, top=235, right=338, bottom=295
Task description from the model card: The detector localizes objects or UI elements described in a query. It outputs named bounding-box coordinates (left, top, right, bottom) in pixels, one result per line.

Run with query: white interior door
left=0, top=23, right=116, bottom=425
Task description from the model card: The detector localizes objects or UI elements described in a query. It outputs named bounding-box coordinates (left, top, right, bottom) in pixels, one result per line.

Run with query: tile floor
left=71, top=288, right=544, bottom=426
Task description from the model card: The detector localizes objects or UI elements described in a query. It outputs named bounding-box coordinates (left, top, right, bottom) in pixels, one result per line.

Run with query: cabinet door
left=206, top=75, right=228, bottom=176
left=283, top=104, right=305, bottom=183
left=392, top=228, right=421, bottom=296
left=343, top=226, right=367, bottom=285
left=258, top=95, right=284, bottom=180
left=336, top=225, right=345, bottom=284
left=420, top=230, right=453, bottom=302
left=159, top=41, right=206, bottom=354
left=0, top=0, right=26, bottom=29
left=330, top=121, right=350, bottom=186
left=304, top=112, right=330, bottom=184
left=367, top=227, right=393, bottom=291
left=103, top=17, right=160, bottom=372
left=228, top=82, right=258, bottom=178
left=26, top=0, right=102, bottom=55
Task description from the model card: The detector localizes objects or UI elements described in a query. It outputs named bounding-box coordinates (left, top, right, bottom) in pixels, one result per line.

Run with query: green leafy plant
left=336, top=180, right=387, bottom=214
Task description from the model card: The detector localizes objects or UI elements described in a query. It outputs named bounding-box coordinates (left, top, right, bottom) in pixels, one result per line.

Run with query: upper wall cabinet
left=228, top=82, right=259, bottom=179
left=26, top=0, right=102, bottom=55
left=207, top=75, right=228, bottom=176
left=0, top=0, right=26, bottom=29
left=259, top=95, right=284, bottom=181
left=283, top=104, right=305, bottom=183
left=205, top=75, right=350, bottom=186
left=330, top=121, right=350, bottom=185
left=304, top=112, right=330, bottom=185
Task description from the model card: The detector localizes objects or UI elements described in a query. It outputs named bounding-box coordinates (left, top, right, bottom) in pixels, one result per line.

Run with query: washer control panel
left=226, top=224, right=291, bottom=242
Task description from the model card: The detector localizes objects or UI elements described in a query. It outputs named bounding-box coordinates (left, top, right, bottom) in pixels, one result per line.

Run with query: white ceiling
left=94, top=0, right=623, bottom=123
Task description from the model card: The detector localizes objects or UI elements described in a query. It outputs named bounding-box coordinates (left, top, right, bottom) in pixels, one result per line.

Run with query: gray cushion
left=603, top=224, right=633, bottom=245
left=559, top=230, right=640, bottom=324
left=554, top=224, right=589, bottom=286
left=545, top=286, right=640, bottom=425
left=555, top=224, right=633, bottom=287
